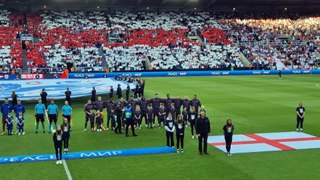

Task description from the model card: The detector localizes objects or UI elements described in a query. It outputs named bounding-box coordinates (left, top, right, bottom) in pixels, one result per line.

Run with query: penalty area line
left=62, top=160, right=73, bottom=180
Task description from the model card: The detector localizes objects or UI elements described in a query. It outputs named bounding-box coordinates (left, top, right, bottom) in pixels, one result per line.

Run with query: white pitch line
left=62, top=160, right=73, bottom=180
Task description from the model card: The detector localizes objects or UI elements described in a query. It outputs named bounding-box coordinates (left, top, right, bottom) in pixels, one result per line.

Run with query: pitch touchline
left=62, top=160, right=73, bottom=180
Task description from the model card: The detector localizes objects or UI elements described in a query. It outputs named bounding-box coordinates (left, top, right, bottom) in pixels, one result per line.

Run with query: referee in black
left=195, top=110, right=211, bottom=155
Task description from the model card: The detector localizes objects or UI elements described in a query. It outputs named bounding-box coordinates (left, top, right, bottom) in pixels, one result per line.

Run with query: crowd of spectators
left=0, top=10, right=319, bottom=73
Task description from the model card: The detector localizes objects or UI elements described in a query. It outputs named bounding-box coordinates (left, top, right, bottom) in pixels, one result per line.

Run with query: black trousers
left=297, top=117, right=304, bottom=129
left=190, top=120, right=195, bottom=135
left=85, top=114, right=89, bottom=129
left=225, top=135, right=233, bottom=152
left=115, top=115, right=122, bottom=133
left=107, top=112, right=111, bottom=128
left=166, top=131, right=174, bottom=147
left=176, top=134, right=184, bottom=149
left=198, top=133, right=208, bottom=153
left=54, top=142, right=62, bottom=160
left=141, top=112, right=146, bottom=124
left=125, top=118, right=136, bottom=135
left=153, top=110, right=159, bottom=124
left=63, top=133, right=70, bottom=149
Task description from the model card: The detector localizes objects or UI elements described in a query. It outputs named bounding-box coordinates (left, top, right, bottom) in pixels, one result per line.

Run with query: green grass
left=1, top=75, right=320, bottom=180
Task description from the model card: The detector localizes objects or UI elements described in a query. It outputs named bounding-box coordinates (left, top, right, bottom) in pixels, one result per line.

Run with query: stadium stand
left=0, top=10, right=319, bottom=73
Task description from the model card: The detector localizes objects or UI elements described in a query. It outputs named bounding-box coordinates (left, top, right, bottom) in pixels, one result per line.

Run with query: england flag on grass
left=209, top=132, right=320, bottom=154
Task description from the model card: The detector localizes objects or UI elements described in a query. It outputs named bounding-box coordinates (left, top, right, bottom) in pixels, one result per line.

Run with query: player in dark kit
left=151, top=93, right=161, bottom=128
left=40, top=88, right=48, bottom=108
left=182, top=107, right=189, bottom=127
left=169, top=103, right=177, bottom=121
left=196, top=110, right=210, bottom=155
left=84, top=100, right=94, bottom=131
left=106, top=100, right=115, bottom=130
left=62, top=118, right=71, bottom=153
left=146, top=103, right=154, bottom=128
left=117, top=84, right=122, bottom=99
left=114, top=101, right=123, bottom=134
left=173, top=96, right=182, bottom=119
left=191, top=94, right=201, bottom=114
left=223, top=119, right=234, bottom=156
left=133, top=105, right=142, bottom=129
left=92, top=96, right=107, bottom=130
left=53, top=126, right=63, bottom=164
left=164, top=94, right=172, bottom=116
left=109, top=109, right=116, bottom=130
left=158, top=103, right=166, bottom=128
left=182, top=96, right=190, bottom=113
left=296, top=102, right=305, bottom=132
left=138, top=97, right=148, bottom=125
left=65, top=88, right=72, bottom=106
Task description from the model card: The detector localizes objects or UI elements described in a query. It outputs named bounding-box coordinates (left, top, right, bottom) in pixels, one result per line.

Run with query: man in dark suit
left=195, top=110, right=211, bottom=155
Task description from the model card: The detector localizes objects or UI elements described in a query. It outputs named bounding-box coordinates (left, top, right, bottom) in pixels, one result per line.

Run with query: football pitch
left=1, top=75, right=320, bottom=180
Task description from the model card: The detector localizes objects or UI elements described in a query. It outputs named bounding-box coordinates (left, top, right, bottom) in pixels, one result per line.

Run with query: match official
left=35, top=99, right=46, bottom=133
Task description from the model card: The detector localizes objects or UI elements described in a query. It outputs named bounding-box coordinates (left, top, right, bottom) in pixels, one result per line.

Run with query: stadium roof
left=0, top=0, right=319, bottom=11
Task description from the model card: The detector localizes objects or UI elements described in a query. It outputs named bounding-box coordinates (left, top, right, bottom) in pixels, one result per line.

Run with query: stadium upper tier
left=0, top=10, right=318, bottom=73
